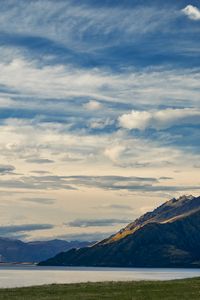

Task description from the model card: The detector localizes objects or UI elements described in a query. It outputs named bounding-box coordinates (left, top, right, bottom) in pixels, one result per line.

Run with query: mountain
left=0, top=238, right=92, bottom=263
left=39, top=195, right=200, bottom=268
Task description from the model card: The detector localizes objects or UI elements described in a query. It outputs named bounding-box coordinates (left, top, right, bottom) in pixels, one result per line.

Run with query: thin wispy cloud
left=0, top=1, right=175, bottom=51
left=0, top=165, right=15, bottom=175
left=66, top=218, right=131, bottom=228
left=0, top=224, right=54, bottom=238
left=0, top=58, right=200, bottom=106
left=56, top=232, right=113, bottom=242
left=22, top=198, right=56, bottom=205
left=26, top=158, right=54, bottom=164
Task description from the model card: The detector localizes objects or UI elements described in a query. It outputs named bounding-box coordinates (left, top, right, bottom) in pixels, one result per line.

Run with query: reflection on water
left=0, top=265, right=199, bottom=288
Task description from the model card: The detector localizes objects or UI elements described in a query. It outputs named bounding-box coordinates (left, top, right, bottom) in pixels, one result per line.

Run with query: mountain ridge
left=39, top=195, right=200, bottom=268
left=98, top=194, right=199, bottom=245
left=0, top=238, right=92, bottom=263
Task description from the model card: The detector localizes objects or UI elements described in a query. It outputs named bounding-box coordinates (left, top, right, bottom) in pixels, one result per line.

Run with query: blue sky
left=0, top=0, right=200, bottom=241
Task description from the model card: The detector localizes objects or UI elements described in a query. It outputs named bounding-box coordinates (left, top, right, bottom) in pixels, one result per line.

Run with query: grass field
left=0, top=278, right=199, bottom=300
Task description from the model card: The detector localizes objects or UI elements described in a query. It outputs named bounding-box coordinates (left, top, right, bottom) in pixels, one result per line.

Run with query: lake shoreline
left=0, top=278, right=199, bottom=300
left=1, top=263, right=200, bottom=269
left=0, top=266, right=199, bottom=288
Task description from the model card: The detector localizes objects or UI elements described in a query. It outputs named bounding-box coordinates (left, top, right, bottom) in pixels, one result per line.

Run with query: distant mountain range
left=0, top=238, right=91, bottom=263
left=39, top=195, right=200, bottom=268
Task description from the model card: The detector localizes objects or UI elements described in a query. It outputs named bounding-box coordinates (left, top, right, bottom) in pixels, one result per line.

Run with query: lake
left=0, top=265, right=199, bottom=288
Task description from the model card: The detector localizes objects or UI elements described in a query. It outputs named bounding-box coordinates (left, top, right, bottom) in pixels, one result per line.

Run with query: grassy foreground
left=0, top=278, right=199, bottom=300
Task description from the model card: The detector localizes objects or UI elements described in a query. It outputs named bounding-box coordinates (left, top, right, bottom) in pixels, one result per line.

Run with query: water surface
left=0, top=265, right=199, bottom=288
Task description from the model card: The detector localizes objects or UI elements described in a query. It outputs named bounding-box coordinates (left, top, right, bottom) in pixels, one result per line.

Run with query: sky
left=0, top=0, right=200, bottom=241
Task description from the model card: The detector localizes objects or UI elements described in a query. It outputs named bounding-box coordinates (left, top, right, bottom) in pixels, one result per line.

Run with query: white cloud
left=0, top=57, right=200, bottom=110
left=0, top=117, right=193, bottom=174
left=104, top=145, right=126, bottom=163
left=182, top=5, right=200, bottom=21
left=119, top=108, right=200, bottom=130
left=0, top=116, right=199, bottom=240
left=0, top=112, right=199, bottom=179
left=0, top=97, right=16, bottom=108
left=0, top=1, right=200, bottom=242
left=0, top=1, right=173, bottom=51
left=0, top=58, right=112, bottom=100
left=84, top=100, right=103, bottom=110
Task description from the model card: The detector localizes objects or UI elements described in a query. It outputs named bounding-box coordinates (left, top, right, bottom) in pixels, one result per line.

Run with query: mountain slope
left=99, top=195, right=199, bottom=245
left=0, top=238, right=92, bottom=263
left=39, top=195, right=200, bottom=268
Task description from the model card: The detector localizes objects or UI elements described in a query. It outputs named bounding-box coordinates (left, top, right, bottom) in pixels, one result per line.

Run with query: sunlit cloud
left=119, top=108, right=200, bottom=130
left=182, top=5, right=200, bottom=21
left=84, top=100, right=103, bottom=110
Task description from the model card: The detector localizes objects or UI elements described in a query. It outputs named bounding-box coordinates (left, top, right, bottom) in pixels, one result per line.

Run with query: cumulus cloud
left=182, top=5, right=200, bottom=21
left=118, top=108, right=200, bottom=131
left=66, top=218, right=131, bottom=228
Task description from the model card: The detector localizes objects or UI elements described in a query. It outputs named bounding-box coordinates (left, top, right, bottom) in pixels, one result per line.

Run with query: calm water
left=0, top=265, right=199, bottom=288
